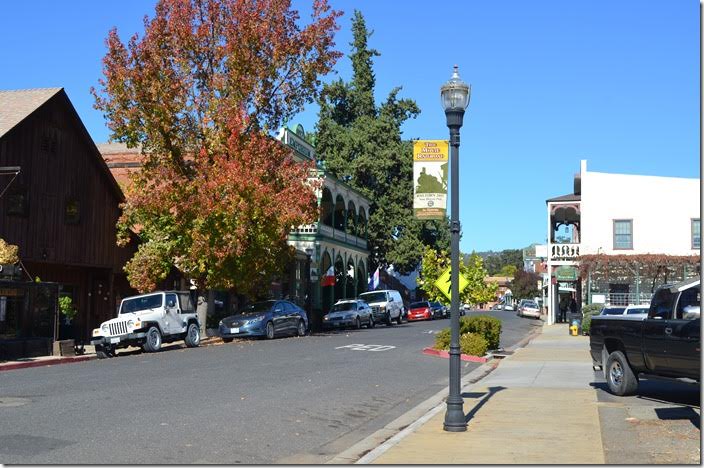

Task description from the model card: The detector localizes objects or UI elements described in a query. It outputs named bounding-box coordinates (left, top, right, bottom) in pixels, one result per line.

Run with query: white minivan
left=358, top=290, right=404, bottom=326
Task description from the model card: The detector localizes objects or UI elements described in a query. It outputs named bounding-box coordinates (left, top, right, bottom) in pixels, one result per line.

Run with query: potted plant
left=55, top=296, right=78, bottom=355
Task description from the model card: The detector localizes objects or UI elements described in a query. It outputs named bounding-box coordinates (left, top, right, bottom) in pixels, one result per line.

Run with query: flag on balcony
left=321, top=265, right=336, bottom=287
left=368, top=267, right=380, bottom=290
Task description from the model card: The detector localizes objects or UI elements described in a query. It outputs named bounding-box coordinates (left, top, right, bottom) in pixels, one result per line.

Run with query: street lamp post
left=305, top=247, right=314, bottom=330
left=440, top=65, right=471, bottom=432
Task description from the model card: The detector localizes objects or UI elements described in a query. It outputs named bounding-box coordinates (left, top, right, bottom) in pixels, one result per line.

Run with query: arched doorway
left=334, top=195, right=346, bottom=232
left=320, top=188, right=333, bottom=227
left=334, top=254, right=345, bottom=302
left=356, top=259, right=367, bottom=295
left=347, top=201, right=357, bottom=237
left=345, top=257, right=356, bottom=299
left=320, top=251, right=334, bottom=313
left=358, top=207, right=367, bottom=239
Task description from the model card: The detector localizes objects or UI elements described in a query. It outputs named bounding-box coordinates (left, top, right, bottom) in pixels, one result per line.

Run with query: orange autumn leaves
left=93, top=0, right=341, bottom=294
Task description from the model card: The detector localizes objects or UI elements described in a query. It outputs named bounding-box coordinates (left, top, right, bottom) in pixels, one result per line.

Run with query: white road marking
left=335, top=344, right=396, bottom=352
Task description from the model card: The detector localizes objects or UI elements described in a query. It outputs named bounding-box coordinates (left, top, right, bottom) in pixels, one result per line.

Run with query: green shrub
left=434, top=328, right=451, bottom=350
left=459, top=315, right=501, bottom=350
left=580, top=303, right=603, bottom=335
left=460, top=332, right=488, bottom=356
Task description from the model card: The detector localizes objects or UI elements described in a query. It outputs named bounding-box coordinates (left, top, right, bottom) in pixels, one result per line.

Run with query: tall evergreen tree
left=315, top=10, right=450, bottom=274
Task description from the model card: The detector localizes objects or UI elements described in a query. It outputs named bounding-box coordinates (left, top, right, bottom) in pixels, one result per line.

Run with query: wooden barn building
left=0, top=88, right=136, bottom=356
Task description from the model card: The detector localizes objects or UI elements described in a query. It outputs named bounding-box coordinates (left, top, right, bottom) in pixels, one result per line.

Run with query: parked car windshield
left=120, top=294, right=163, bottom=314
left=331, top=302, right=356, bottom=312
left=240, top=301, right=276, bottom=315
left=410, top=302, right=429, bottom=309
left=626, top=307, right=649, bottom=315
left=523, top=301, right=538, bottom=308
left=359, top=292, right=387, bottom=303
left=601, top=307, right=626, bottom=315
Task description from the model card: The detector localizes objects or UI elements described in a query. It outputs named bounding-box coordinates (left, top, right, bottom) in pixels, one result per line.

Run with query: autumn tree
left=511, top=269, right=540, bottom=299
left=314, top=10, right=450, bottom=275
left=92, top=0, right=342, bottom=330
left=417, top=247, right=497, bottom=307
left=0, top=238, right=19, bottom=264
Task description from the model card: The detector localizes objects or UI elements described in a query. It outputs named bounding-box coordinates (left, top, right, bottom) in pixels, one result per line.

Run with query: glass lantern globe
left=440, top=65, right=471, bottom=111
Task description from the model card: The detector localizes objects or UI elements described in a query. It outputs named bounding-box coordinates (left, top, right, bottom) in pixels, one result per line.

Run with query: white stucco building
left=545, top=160, right=700, bottom=325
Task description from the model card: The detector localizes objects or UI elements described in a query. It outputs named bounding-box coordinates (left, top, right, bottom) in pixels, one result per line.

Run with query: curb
left=421, top=347, right=488, bottom=363
left=0, top=355, right=96, bottom=372
left=327, top=326, right=544, bottom=464
left=325, top=360, right=498, bottom=464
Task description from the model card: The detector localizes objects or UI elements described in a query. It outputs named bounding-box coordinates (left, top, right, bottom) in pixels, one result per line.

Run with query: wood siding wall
left=0, top=93, right=131, bottom=270
left=0, top=92, right=138, bottom=340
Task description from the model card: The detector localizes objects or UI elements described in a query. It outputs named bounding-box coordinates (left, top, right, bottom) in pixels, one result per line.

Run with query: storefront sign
left=413, top=140, right=448, bottom=220
left=555, top=266, right=578, bottom=281
left=0, top=288, right=24, bottom=297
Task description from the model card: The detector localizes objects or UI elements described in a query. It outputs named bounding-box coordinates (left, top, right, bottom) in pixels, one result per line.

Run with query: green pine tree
left=314, top=10, right=450, bottom=274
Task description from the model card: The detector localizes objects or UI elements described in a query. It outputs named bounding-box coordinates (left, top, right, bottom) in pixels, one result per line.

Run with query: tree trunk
left=196, top=291, right=209, bottom=337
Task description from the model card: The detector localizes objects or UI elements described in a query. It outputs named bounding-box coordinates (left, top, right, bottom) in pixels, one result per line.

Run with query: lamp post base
left=443, top=396, right=467, bottom=432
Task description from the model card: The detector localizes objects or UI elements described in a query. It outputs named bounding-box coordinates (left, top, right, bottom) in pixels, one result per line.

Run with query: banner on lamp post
left=413, top=140, right=449, bottom=220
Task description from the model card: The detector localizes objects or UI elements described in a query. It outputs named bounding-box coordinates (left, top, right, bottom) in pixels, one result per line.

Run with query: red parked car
left=407, top=301, right=433, bottom=321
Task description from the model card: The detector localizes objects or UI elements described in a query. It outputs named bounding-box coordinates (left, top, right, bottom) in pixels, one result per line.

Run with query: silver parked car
left=323, top=300, right=375, bottom=330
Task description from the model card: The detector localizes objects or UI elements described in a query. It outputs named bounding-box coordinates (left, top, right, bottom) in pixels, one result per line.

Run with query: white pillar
left=547, top=264, right=554, bottom=325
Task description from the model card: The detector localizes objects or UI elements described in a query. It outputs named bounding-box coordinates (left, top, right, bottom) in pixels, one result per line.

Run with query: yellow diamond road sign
left=434, top=267, right=469, bottom=301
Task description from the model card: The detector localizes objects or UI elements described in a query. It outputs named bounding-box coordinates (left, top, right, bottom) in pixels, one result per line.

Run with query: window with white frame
left=692, top=219, right=701, bottom=250
left=613, top=220, right=633, bottom=250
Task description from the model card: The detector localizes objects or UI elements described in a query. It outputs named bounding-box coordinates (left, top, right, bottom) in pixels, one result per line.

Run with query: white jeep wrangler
left=91, top=291, right=200, bottom=359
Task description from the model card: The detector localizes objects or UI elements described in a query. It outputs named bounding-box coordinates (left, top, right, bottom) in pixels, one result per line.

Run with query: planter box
left=52, top=339, right=75, bottom=357
left=422, top=347, right=488, bottom=363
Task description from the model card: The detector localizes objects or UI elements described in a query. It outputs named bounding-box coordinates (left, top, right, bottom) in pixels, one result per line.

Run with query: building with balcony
left=546, top=160, right=700, bottom=325
left=278, top=125, right=371, bottom=330
left=99, top=125, right=372, bottom=331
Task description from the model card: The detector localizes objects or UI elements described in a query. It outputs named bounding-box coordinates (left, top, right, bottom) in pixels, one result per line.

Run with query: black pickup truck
left=590, top=277, right=700, bottom=395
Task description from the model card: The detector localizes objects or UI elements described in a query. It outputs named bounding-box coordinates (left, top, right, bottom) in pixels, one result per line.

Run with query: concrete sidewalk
left=365, top=324, right=605, bottom=464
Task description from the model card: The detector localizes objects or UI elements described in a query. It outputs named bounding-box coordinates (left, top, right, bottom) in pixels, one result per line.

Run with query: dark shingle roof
left=0, top=88, right=62, bottom=138
left=546, top=193, right=581, bottom=203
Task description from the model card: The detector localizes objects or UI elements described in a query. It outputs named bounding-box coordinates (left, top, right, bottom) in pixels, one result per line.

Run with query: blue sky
left=0, top=0, right=699, bottom=253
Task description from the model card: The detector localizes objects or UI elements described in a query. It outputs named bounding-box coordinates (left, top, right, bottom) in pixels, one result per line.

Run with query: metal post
left=443, top=108, right=467, bottom=432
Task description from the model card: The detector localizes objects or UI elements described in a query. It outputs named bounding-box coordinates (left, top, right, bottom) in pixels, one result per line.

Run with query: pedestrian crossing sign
left=433, top=267, right=469, bottom=301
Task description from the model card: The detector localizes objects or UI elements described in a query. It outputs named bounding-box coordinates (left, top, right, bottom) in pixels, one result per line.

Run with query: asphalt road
left=0, top=310, right=541, bottom=464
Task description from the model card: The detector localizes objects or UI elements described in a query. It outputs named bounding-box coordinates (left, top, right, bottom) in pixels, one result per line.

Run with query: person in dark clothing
left=568, top=296, right=578, bottom=322
left=558, top=295, right=569, bottom=323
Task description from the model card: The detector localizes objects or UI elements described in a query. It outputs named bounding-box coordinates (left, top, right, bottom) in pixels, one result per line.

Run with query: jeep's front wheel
left=143, top=326, right=162, bottom=352
left=184, top=323, right=200, bottom=347
left=96, top=345, right=109, bottom=359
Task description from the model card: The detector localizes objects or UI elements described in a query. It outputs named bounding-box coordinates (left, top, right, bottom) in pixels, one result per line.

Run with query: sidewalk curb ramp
left=326, top=327, right=542, bottom=464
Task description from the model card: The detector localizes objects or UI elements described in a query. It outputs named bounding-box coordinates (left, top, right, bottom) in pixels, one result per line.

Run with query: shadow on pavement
left=590, top=378, right=700, bottom=408
left=654, top=406, right=700, bottom=429
left=461, top=386, right=505, bottom=423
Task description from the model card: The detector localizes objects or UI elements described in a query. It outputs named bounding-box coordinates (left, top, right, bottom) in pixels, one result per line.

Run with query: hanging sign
left=555, top=266, right=578, bottom=281
left=413, top=140, right=449, bottom=220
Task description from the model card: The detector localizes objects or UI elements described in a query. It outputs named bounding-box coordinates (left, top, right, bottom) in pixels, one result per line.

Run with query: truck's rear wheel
left=605, top=350, right=638, bottom=396
left=143, top=326, right=162, bottom=352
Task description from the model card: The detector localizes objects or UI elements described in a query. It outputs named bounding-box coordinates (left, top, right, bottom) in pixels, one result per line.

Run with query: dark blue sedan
left=219, top=300, right=308, bottom=341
